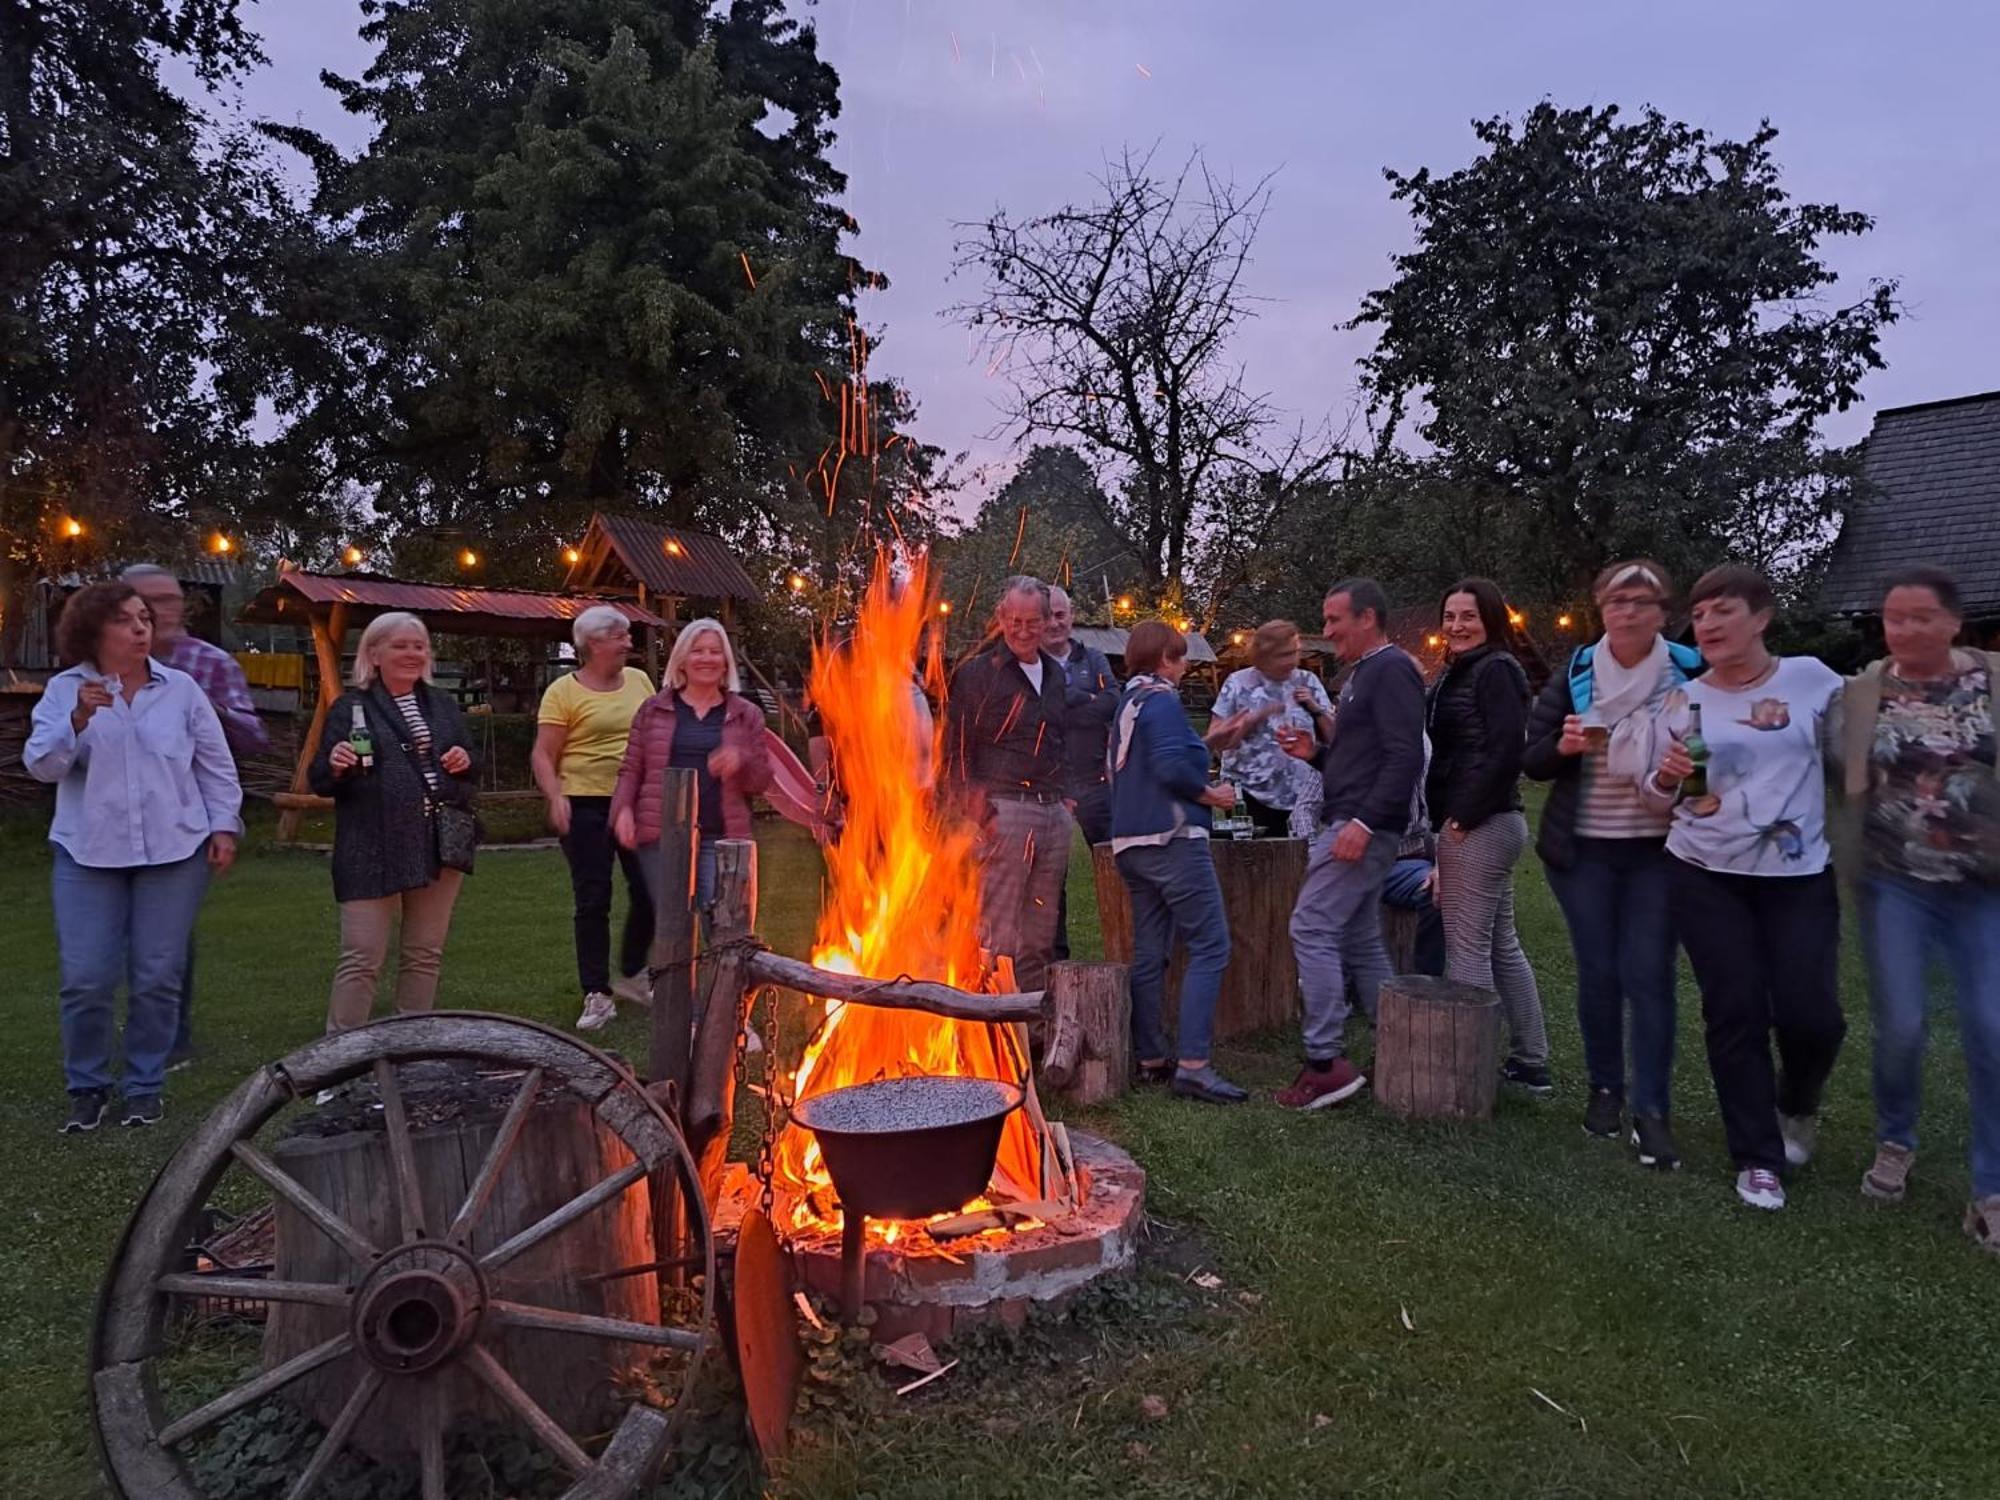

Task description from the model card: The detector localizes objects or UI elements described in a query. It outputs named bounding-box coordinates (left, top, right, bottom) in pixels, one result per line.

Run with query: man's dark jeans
left=1379, top=857, right=1445, bottom=977
left=1546, top=838, right=1678, bottom=1117
left=560, top=795, right=654, bottom=994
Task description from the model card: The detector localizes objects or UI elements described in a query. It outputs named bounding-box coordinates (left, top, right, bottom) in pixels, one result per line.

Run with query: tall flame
left=773, top=552, right=1043, bottom=1231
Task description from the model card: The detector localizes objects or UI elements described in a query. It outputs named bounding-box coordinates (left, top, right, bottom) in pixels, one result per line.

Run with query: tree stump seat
left=1373, top=975, right=1501, bottom=1121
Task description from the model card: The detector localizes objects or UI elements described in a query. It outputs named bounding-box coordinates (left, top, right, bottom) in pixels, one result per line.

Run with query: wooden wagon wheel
left=90, top=1012, right=715, bottom=1500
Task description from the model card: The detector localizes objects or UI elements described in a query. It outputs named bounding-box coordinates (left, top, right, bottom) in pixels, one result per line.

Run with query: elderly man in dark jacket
left=1046, top=585, right=1120, bottom=959
left=944, top=576, right=1073, bottom=993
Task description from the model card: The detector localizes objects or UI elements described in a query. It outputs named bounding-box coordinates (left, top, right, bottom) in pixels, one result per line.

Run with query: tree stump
left=1379, top=904, right=1420, bottom=977
left=1090, top=838, right=1308, bottom=1039
left=1373, top=976, right=1502, bottom=1121
left=1040, top=960, right=1133, bottom=1106
left=263, top=1068, right=659, bottom=1462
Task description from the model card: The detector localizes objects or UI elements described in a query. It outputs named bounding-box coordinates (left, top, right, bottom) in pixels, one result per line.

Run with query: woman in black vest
left=1426, top=578, right=1550, bottom=1092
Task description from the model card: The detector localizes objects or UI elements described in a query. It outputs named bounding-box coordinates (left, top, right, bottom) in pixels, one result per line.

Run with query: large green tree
left=270, top=0, right=912, bottom=585
left=1, top=0, right=297, bottom=657
left=1349, top=103, right=1898, bottom=604
left=938, top=444, right=1143, bottom=620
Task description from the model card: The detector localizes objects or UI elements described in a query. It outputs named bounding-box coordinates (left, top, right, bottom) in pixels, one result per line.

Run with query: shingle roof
left=581, top=514, right=758, bottom=602
left=1071, top=625, right=1217, bottom=664
left=237, top=571, right=666, bottom=639
left=1821, top=390, right=2000, bottom=617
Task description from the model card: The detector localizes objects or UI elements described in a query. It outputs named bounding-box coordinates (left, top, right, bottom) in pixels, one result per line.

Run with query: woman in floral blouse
left=1208, top=620, right=1337, bottom=837
left=1829, top=566, right=2000, bottom=1257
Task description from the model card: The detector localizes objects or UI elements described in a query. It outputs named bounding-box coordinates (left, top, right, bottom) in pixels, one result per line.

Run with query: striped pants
left=1436, top=810, right=1549, bottom=1067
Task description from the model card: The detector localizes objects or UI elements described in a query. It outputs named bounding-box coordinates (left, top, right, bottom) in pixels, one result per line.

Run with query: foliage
left=258, top=0, right=932, bottom=585
left=1349, top=102, right=1899, bottom=603
left=950, top=147, right=1337, bottom=590
left=0, top=0, right=305, bottom=649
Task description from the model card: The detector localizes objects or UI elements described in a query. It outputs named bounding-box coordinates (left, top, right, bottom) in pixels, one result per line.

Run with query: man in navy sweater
left=1277, top=578, right=1428, bottom=1108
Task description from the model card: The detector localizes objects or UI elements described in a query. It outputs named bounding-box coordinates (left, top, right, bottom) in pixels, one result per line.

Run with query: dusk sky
left=225, top=0, right=1999, bottom=499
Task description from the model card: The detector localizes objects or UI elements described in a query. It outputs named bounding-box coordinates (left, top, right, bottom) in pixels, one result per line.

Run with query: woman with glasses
left=532, top=605, right=656, bottom=1031
left=1523, top=561, right=1702, bottom=1168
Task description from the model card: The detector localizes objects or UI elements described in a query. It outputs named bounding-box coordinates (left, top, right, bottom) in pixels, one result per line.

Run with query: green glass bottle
left=1681, top=702, right=1708, bottom=798
left=348, top=702, right=375, bottom=772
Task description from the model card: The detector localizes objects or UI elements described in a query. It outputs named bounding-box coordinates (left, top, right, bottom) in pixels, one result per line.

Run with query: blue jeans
left=1289, top=822, right=1399, bottom=1061
left=1380, top=858, right=1445, bottom=976
left=1546, top=839, right=1677, bottom=1117
left=1861, top=874, right=2000, bottom=1197
left=1117, top=839, right=1230, bottom=1063
left=52, top=845, right=212, bottom=1096
left=641, top=838, right=719, bottom=938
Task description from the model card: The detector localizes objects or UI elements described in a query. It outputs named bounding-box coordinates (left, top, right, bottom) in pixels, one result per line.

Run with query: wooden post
left=279, top=602, right=346, bottom=842
left=687, top=839, right=757, bottom=1211
left=648, top=767, right=700, bottom=1109
left=1041, top=961, right=1132, bottom=1107
left=1374, top=976, right=1502, bottom=1121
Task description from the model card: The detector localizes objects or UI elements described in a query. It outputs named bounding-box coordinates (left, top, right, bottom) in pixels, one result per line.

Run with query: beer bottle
left=348, top=702, right=375, bottom=772
left=1681, top=702, right=1708, bottom=798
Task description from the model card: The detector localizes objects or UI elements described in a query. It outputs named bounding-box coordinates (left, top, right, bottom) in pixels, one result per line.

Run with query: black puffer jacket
left=309, top=682, right=477, bottom=903
left=1424, top=646, right=1529, bottom=832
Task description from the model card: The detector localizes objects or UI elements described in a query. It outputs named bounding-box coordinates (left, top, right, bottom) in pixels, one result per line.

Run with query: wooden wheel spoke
left=157, top=1333, right=355, bottom=1448
left=465, top=1343, right=593, bottom=1477
left=373, top=1058, right=427, bottom=1242
left=418, top=1381, right=448, bottom=1500
left=157, top=1273, right=351, bottom=1309
left=477, top=1159, right=647, bottom=1273
left=446, top=1066, right=543, bottom=1246
left=488, top=1297, right=705, bottom=1352
left=285, top=1367, right=384, bottom=1500
left=231, top=1141, right=379, bottom=1266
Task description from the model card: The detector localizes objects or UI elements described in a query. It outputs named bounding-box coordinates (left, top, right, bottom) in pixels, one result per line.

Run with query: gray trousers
left=1436, top=810, right=1548, bottom=1067
left=978, top=796, right=1074, bottom=994
left=1289, top=821, right=1399, bottom=1060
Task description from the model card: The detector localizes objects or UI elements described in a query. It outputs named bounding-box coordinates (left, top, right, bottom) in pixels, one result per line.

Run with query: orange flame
left=772, top=552, right=1043, bottom=1234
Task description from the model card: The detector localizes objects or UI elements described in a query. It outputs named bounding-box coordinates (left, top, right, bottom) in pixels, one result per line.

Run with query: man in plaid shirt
left=124, top=565, right=271, bottom=1069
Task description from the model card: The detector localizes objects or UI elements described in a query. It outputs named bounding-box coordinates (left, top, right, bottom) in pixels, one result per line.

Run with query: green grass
left=1, top=806, right=1994, bottom=1498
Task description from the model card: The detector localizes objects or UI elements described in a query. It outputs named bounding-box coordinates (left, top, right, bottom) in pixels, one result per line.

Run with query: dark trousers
left=1242, top=791, right=1293, bottom=839
left=560, top=796, right=654, bottom=994
left=1547, top=838, right=1678, bottom=1117
left=1669, top=860, right=1845, bottom=1173
left=1054, top=786, right=1113, bottom=961
left=1379, top=858, right=1446, bottom=977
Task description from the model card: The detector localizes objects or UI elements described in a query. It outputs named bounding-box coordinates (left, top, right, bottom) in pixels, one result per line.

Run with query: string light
left=1557, top=613, right=1573, bottom=629
left=788, top=573, right=807, bottom=593
left=208, top=533, right=233, bottom=555
left=1176, top=618, right=1191, bottom=632
left=562, top=546, right=581, bottom=566
left=1427, top=633, right=1444, bottom=648
left=62, top=517, right=85, bottom=538
left=460, top=548, right=479, bottom=569
left=342, top=545, right=364, bottom=567
left=1114, top=595, right=1132, bottom=613
left=1508, top=609, right=1526, bottom=627
left=938, top=600, right=953, bottom=616
left=664, top=538, right=684, bottom=557
left=1230, top=631, right=1246, bottom=646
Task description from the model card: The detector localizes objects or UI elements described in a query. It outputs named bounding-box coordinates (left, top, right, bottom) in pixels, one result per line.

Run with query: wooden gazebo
left=562, top=513, right=758, bottom=644
left=238, top=568, right=666, bottom=838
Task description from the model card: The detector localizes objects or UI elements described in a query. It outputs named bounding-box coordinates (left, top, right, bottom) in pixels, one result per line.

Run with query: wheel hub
left=351, top=1240, right=486, bottom=1375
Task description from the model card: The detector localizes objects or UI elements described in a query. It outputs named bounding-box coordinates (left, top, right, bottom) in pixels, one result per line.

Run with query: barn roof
left=569, top=513, right=758, bottom=603
left=238, top=570, right=666, bottom=640
left=1071, top=625, right=1218, bottom=664
left=1821, top=389, right=2000, bottom=618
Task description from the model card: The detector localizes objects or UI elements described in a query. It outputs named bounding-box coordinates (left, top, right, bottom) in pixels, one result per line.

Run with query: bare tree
left=949, top=147, right=1287, bottom=588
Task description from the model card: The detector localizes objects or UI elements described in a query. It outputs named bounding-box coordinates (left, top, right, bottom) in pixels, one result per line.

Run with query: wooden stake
left=648, top=767, right=699, bottom=1106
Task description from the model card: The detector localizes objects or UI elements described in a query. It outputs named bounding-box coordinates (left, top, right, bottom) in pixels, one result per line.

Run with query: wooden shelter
left=562, top=514, right=759, bottom=631
left=238, top=568, right=665, bottom=839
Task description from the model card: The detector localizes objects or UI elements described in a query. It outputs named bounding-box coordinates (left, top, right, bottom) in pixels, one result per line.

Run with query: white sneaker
left=576, top=992, right=617, bottom=1031
left=611, top=973, right=651, bottom=1007
left=1778, top=1112, right=1816, bottom=1167
left=1736, top=1168, right=1786, bottom=1211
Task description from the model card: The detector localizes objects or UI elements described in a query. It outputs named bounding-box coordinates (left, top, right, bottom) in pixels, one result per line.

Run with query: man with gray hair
left=121, top=563, right=270, bottom=1072
left=943, top=575, right=1073, bottom=993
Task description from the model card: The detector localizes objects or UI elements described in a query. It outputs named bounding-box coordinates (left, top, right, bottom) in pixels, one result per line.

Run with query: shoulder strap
left=1841, top=661, right=1886, bottom=798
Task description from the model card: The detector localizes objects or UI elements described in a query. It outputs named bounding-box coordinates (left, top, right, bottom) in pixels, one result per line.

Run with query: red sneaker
left=1276, top=1058, right=1367, bottom=1110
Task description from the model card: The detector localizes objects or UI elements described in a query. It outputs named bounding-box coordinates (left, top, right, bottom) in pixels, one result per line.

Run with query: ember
left=773, top=552, right=1046, bottom=1238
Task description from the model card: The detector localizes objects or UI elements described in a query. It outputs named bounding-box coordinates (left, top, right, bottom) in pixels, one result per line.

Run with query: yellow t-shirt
left=537, top=667, right=655, bottom=797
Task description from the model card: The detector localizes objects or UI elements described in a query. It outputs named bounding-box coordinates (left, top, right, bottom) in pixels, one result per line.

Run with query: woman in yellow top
left=533, top=605, right=656, bottom=1031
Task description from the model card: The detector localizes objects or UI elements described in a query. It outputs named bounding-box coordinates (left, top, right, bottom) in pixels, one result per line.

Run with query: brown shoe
left=1861, top=1142, right=1914, bottom=1203
left=1967, top=1195, right=2000, bottom=1258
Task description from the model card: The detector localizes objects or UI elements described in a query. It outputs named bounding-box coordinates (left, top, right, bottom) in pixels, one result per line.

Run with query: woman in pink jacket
left=611, top=620, right=772, bottom=952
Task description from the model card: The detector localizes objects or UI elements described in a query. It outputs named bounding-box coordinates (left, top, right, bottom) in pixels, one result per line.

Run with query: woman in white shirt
left=1645, top=566, right=1845, bottom=1212
left=25, top=582, right=242, bottom=1134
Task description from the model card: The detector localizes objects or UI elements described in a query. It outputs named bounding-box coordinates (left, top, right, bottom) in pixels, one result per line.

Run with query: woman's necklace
left=1709, top=653, right=1777, bottom=692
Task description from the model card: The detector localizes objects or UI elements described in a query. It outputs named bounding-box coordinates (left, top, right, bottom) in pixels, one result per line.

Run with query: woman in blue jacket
left=1108, top=620, right=1247, bottom=1103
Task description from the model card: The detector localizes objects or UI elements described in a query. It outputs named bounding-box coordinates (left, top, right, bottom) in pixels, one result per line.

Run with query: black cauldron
left=788, top=1074, right=1024, bottom=1221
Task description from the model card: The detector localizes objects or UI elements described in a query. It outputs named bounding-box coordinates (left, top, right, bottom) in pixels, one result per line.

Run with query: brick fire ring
left=713, top=1130, right=1145, bottom=1345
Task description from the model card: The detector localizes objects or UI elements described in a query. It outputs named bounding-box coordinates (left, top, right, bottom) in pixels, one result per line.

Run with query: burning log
left=742, top=949, right=1044, bottom=1025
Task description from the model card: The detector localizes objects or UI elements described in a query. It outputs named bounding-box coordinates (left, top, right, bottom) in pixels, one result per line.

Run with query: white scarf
left=1589, top=635, right=1672, bottom=782
left=1109, top=673, right=1177, bottom=775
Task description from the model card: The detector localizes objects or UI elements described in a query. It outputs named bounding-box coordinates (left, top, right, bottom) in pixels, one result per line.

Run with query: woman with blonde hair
left=310, top=612, right=477, bottom=1035
left=612, top=619, right=772, bottom=950
left=1208, top=619, right=1337, bottom=837
left=533, top=604, right=656, bottom=1031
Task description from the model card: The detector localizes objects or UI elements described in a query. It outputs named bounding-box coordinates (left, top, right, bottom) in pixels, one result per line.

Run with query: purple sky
left=228, top=0, right=2000, bottom=498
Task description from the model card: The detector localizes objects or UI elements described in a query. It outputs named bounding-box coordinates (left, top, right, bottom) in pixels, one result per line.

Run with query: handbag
left=374, top=688, right=478, bottom=875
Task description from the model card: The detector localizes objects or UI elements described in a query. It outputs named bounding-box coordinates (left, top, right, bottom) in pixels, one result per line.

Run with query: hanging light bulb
left=664, top=538, right=684, bottom=557
left=1557, top=613, right=1573, bottom=629
left=63, top=516, right=85, bottom=539
left=562, top=546, right=581, bottom=566
left=788, top=573, right=807, bottom=593
left=938, top=600, right=953, bottom=616
left=342, top=545, right=364, bottom=567
left=460, top=548, right=479, bottom=569
left=209, top=533, right=233, bottom=555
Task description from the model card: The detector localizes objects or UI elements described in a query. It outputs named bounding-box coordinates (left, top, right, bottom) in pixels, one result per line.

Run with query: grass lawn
left=1, top=804, right=1994, bottom=1498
